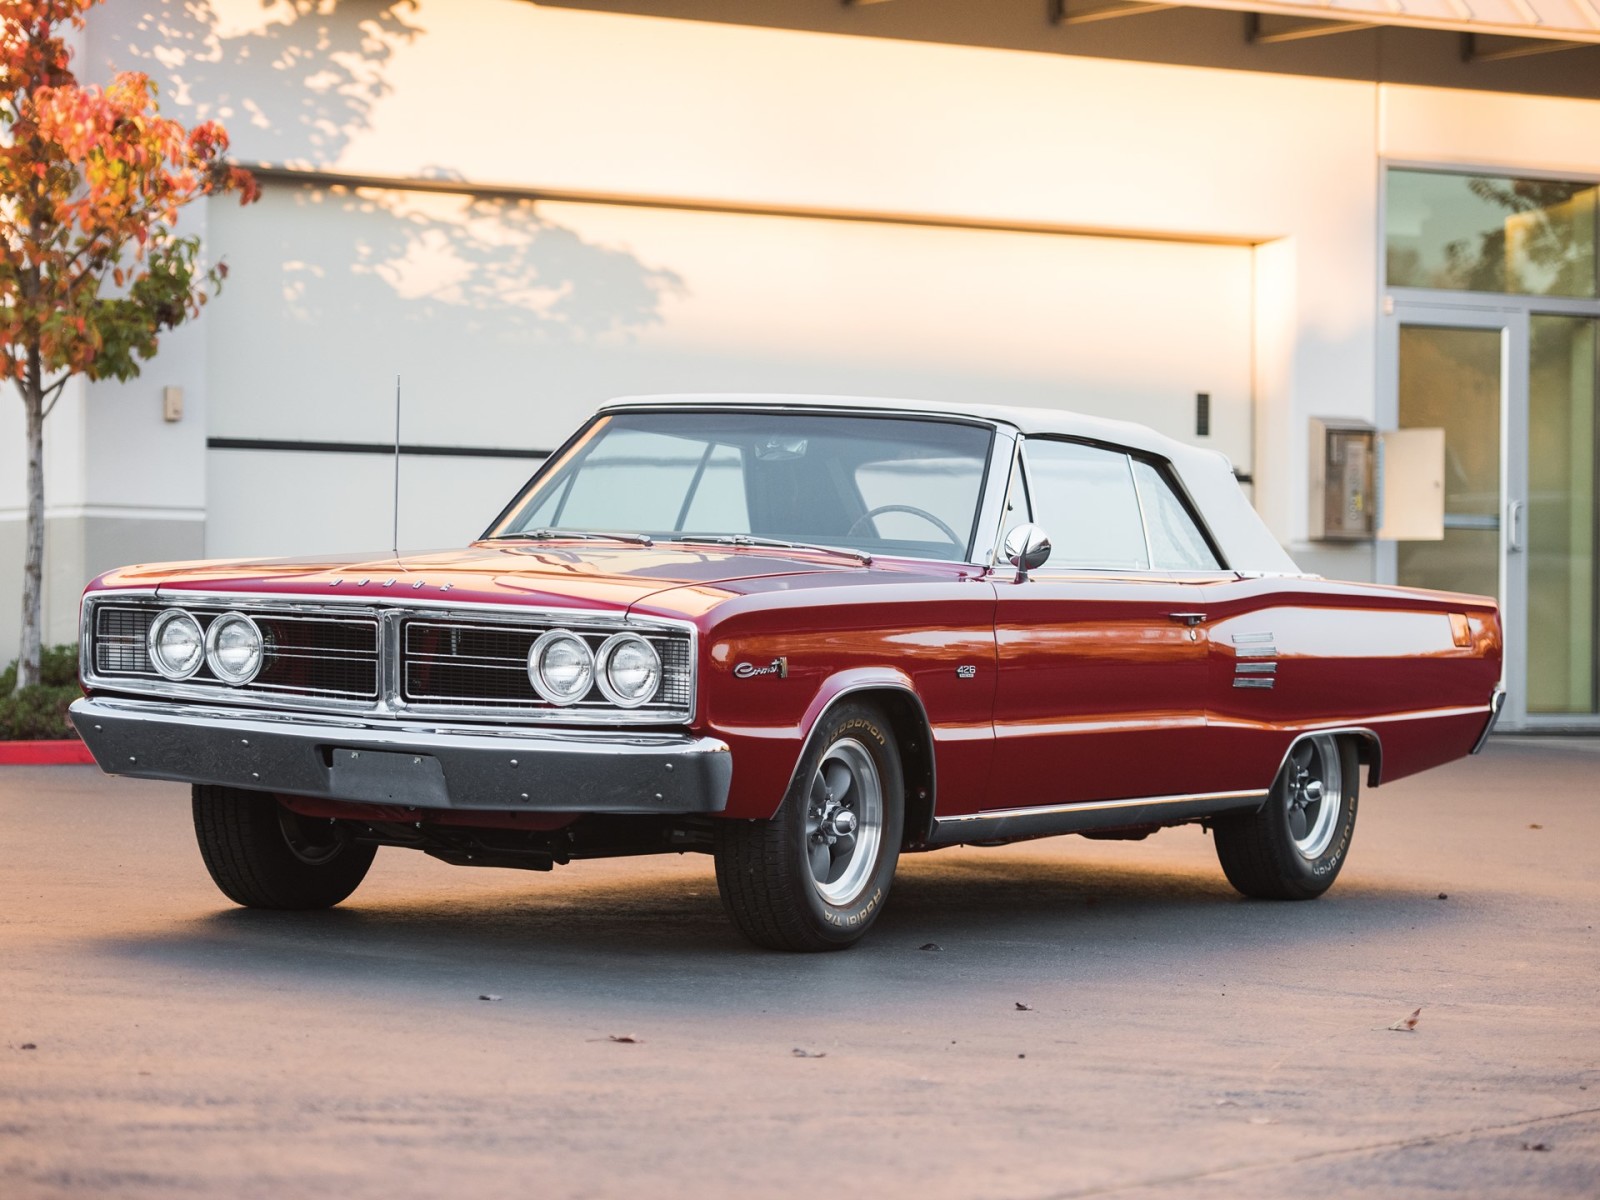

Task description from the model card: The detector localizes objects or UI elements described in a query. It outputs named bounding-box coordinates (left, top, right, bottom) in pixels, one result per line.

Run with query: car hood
left=91, top=541, right=873, bottom=613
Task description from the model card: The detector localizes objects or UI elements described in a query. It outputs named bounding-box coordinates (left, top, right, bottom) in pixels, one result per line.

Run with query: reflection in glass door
left=1528, top=316, right=1598, bottom=716
left=1396, top=326, right=1504, bottom=603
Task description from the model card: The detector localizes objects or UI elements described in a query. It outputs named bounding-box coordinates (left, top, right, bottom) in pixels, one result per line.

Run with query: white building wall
left=4, top=0, right=1597, bottom=660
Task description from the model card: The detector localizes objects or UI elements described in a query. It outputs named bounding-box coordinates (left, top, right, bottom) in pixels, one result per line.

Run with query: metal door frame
left=1378, top=301, right=1531, bottom=729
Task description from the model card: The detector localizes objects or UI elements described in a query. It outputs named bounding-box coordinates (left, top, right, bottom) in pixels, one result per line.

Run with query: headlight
left=528, top=629, right=594, bottom=706
left=147, top=609, right=205, bottom=680
left=596, top=633, right=661, bottom=708
left=205, top=612, right=264, bottom=686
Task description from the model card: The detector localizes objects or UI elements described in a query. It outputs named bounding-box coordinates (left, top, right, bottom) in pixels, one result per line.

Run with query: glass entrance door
left=1382, top=305, right=1600, bottom=730
left=1528, top=316, right=1599, bottom=718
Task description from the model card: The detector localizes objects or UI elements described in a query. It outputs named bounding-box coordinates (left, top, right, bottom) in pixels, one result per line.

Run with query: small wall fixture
left=162, top=386, right=184, bottom=423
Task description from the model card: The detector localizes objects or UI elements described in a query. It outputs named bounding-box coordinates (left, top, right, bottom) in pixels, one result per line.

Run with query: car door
left=989, top=438, right=1211, bottom=808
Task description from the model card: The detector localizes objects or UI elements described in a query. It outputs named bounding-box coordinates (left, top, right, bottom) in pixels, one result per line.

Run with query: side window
left=1131, top=459, right=1223, bottom=570
left=1024, top=440, right=1149, bottom=570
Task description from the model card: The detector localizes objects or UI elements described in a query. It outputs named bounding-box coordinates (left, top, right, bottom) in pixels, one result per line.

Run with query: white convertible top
left=601, top=394, right=1303, bottom=575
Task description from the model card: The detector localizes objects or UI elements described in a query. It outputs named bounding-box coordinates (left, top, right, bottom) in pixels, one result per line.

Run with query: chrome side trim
left=927, top=788, right=1267, bottom=845
left=938, top=787, right=1265, bottom=825
left=1471, top=686, right=1508, bottom=754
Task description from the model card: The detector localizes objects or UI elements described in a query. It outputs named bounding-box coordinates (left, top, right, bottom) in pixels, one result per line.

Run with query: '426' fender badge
left=735, top=657, right=788, bottom=679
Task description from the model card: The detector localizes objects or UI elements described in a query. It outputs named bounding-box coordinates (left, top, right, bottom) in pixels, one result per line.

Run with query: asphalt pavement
left=2, top=737, right=1597, bottom=1199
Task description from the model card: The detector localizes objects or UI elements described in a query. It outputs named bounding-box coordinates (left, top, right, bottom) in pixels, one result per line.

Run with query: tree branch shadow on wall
left=102, top=1, right=686, bottom=345
left=277, top=183, right=686, bottom=346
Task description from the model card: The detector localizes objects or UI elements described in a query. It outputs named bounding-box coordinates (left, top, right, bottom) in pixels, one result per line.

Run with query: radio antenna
left=391, top=374, right=402, bottom=560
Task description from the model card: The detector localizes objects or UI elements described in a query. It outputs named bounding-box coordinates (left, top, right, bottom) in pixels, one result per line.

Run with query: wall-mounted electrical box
left=1310, top=418, right=1376, bottom=540
left=1309, top=418, right=1446, bottom=542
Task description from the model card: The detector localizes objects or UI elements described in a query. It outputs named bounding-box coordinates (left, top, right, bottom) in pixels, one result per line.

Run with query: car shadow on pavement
left=86, top=851, right=1465, bottom=1011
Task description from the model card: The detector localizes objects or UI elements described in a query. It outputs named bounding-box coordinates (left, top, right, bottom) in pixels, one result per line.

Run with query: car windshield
left=491, top=410, right=995, bottom=562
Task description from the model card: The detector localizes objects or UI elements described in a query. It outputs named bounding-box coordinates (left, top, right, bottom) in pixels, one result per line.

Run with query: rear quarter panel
left=1190, top=575, right=1502, bottom=793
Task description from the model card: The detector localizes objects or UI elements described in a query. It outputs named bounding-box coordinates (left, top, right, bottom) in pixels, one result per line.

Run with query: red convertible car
left=71, top=396, right=1504, bottom=950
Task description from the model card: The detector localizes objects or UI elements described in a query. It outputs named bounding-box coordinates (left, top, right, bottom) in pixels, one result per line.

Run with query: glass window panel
left=550, top=428, right=706, bottom=531
left=1387, top=169, right=1598, bottom=299
left=1025, top=440, right=1149, bottom=570
left=1399, top=327, right=1502, bottom=517
left=1528, top=315, right=1598, bottom=715
left=1396, top=326, right=1502, bottom=604
left=503, top=412, right=992, bottom=562
left=854, top=456, right=986, bottom=547
left=680, top=443, right=750, bottom=534
left=1131, top=459, right=1222, bottom=570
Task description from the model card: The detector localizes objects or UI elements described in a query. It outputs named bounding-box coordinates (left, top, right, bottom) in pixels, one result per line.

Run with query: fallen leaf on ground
left=1388, top=1007, right=1422, bottom=1032
left=791, top=1048, right=826, bottom=1058
left=1522, top=1142, right=1552, bottom=1152
left=608, top=1034, right=642, bottom=1044
left=19, top=1044, right=36, bottom=1051
left=1529, top=824, right=1543, bottom=830
left=1437, top=893, right=1449, bottom=900
left=1015, top=1002, right=1033, bottom=1011
left=478, top=994, right=502, bottom=1002
left=918, top=943, right=942, bottom=952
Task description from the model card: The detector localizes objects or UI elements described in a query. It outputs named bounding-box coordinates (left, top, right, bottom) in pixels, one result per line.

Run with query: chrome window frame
left=488, top=403, right=1016, bottom=571
left=994, top=434, right=1230, bottom=576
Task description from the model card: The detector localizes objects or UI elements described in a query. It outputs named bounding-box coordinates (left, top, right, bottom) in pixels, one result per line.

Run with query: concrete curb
left=0, top=740, right=96, bottom=765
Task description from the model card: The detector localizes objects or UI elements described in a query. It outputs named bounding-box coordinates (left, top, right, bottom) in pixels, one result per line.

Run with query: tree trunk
left=17, top=359, right=45, bottom=691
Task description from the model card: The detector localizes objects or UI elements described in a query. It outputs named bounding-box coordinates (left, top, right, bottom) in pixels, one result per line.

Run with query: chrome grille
left=95, top=606, right=155, bottom=674
left=88, top=602, right=379, bottom=701
left=82, top=596, right=694, bottom=724
left=402, top=618, right=693, bottom=719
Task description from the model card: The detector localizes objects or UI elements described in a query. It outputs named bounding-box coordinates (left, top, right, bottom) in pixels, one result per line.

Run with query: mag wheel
left=1214, top=734, right=1359, bottom=901
left=192, top=784, right=376, bottom=910
left=714, top=701, right=904, bottom=951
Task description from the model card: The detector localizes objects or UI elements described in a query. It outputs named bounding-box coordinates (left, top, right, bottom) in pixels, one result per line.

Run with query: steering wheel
left=847, top=504, right=964, bottom=547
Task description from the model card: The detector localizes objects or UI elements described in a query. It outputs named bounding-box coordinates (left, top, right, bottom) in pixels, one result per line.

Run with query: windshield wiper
left=677, top=534, right=871, bottom=565
left=486, top=528, right=654, bottom=546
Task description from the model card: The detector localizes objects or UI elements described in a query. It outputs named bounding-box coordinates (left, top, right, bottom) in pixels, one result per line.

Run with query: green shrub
left=0, top=684, right=80, bottom=740
left=1, top=645, right=80, bottom=738
left=1, top=643, right=79, bottom=694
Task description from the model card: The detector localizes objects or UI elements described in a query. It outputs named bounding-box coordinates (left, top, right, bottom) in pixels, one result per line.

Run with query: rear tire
left=714, top=702, right=904, bottom=951
left=192, top=784, right=376, bottom=910
left=1214, top=734, right=1359, bottom=900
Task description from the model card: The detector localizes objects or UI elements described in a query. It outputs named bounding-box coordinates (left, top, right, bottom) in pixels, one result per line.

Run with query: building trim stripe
left=207, top=437, right=550, bottom=461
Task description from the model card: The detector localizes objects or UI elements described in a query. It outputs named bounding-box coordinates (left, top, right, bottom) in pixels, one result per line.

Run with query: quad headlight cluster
left=147, top=608, right=264, bottom=686
left=527, top=630, right=661, bottom=708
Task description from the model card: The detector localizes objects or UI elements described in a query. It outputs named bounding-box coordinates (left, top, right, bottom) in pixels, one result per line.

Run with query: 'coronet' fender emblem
left=734, top=657, right=788, bottom=679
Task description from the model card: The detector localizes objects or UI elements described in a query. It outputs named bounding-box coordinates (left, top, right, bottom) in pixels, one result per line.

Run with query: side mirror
left=1003, top=523, right=1052, bottom=583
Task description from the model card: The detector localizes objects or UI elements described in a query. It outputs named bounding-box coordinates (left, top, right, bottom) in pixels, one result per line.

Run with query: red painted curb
left=0, top=740, right=96, bottom=766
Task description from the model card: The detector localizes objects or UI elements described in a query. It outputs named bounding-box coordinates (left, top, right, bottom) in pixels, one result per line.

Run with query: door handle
left=1168, top=612, right=1207, bottom=626
left=1507, top=500, right=1525, bottom=553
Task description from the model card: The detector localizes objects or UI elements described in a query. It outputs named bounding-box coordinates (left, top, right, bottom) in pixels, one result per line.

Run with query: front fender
left=711, top=666, right=921, bottom=820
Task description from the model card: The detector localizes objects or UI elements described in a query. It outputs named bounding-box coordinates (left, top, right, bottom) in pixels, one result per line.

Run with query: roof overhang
left=1142, top=0, right=1600, bottom=44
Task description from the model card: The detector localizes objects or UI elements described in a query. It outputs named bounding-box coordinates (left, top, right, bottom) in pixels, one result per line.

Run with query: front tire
left=1214, top=734, right=1359, bottom=900
left=192, top=784, right=376, bottom=910
left=714, top=702, right=904, bottom=951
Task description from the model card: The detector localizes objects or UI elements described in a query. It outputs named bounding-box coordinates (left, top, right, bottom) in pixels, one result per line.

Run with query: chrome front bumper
left=69, top=697, right=731, bottom=814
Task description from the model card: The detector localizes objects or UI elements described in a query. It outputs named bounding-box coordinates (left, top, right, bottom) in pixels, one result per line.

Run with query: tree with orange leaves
left=2, top=0, right=257, bottom=690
